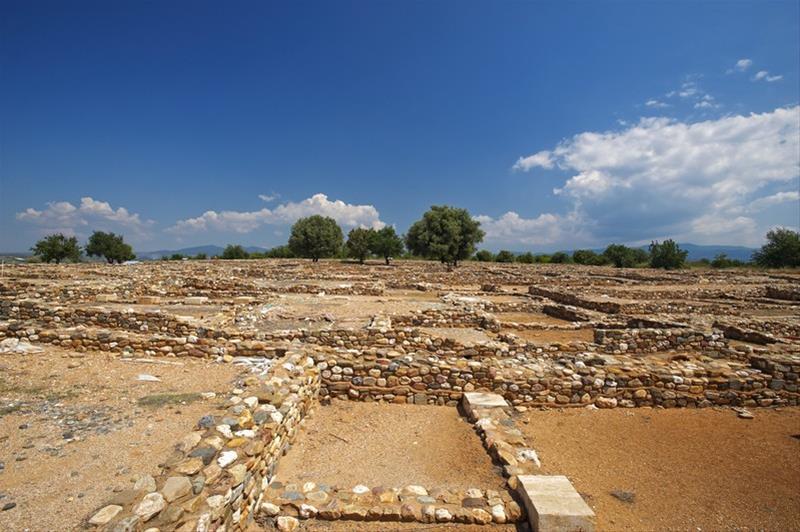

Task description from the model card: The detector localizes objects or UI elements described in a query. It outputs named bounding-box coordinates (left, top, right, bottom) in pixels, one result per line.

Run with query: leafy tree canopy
left=288, top=215, right=344, bottom=262
left=649, top=239, right=688, bottom=269
left=495, top=250, right=515, bottom=263
left=603, top=244, right=649, bottom=268
left=369, top=226, right=404, bottom=265
left=85, top=231, right=135, bottom=264
left=221, top=245, right=249, bottom=260
left=405, top=206, right=484, bottom=266
left=752, top=228, right=800, bottom=268
left=346, top=227, right=373, bottom=264
left=31, top=233, right=82, bottom=264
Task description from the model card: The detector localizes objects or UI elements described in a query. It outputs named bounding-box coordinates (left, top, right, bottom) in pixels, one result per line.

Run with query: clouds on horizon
left=16, top=197, right=154, bottom=239
left=509, top=105, right=800, bottom=247
left=166, top=193, right=385, bottom=235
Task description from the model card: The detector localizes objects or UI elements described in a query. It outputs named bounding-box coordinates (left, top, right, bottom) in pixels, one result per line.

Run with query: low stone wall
left=766, top=286, right=800, bottom=302
left=84, top=350, right=320, bottom=531
left=392, top=309, right=501, bottom=332
left=528, top=286, right=624, bottom=314
left=260, top=482, right=523, bottom=526
left=313, top=348, right=800, bottom=409
left=594, top=328, right=728, bottom=354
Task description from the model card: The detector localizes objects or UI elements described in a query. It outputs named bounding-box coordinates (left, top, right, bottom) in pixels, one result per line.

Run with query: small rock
left=89, top=505, right=123, bottom=525
left=277, top=516, right=299, bottom=531
left=611, top=490, right=635, bottom=503
left=2, top=502, right=16, bottom=511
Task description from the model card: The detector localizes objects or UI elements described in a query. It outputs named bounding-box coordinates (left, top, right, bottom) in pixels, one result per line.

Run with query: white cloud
left=258, top=193, right=279, bottom=202
left=475, top=210, right=589, bottom=247
left=512, top=150, right=554, bottom=171
left=513, top=106, right=800, bottom=245
left=747, top=190, right=800, bottom=212
left=645, top=99, right=669, bottom=108
left=733, top=58, right=753, bottom=72
left=167, top=193, right=385, bottom=234
left=16, top=197, right=154, bottom=237
left=753, top=70, right=783, bottom=82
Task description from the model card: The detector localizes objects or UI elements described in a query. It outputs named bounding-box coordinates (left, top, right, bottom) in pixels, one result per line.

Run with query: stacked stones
left=86, top=350, right=320, bottom=531
left=260, top=483, right=523, bottom=527
left=594, top=328, right=729, bottom=354
left=392, top=308, right=501, bottom=332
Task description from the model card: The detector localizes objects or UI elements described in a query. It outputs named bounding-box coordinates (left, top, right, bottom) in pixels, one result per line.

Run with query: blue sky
left=2, top=0, right=798, bottom=252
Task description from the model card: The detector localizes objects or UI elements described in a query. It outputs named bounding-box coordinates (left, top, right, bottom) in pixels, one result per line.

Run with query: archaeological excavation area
left=1, top=259, right=799, bottom=532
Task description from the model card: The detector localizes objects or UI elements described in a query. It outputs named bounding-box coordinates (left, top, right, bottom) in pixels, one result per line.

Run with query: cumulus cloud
left=475, top=210, right=590, bottom=248
left=513, top=106, right=800, bottom=245
left=513, top=151, right=554, bottom=171
left=16, top=197, right=154, bottom=237
left=167, top=193, right=385, bottom=234
left=753, top=70, right=783, bottom=82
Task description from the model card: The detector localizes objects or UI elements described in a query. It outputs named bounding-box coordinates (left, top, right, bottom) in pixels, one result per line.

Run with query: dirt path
left=275, top=401, right=507, bottom=491
left=520, top=407, right=800, bottom=531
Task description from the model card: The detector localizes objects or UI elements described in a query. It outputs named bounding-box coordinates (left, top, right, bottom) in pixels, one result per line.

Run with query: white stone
left=435, top=508, right=453, bottom=522
left=352, top=485, right=370, bottom=494
left=277, top=516, right=299, bottom=531
left=260, top=502, right=280, bottom=516
left=133, top=492, right=166, bottom=521
left=217, top=450, right=238, bottom=468
left=516, top=475, right=595, bottom=532
left=89, top=505, right=123, bottom=525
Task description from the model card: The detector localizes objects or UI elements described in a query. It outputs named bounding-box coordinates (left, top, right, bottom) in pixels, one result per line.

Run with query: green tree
left=221, top=245, right=249, bottom=260
left=602, top=244, right=648, bottom=268
left=550, top=251, right=571, bottom=264
left=572, top=249, right=607, bottom=266
left=495, top=250, right=515, bottom=263
left=193, top=253, right=207, bottom=260
left=31, top=233, right=82, bottom=264
left=710, top=253, right=744, bottom=269
left=752, top=228, right=800, bottom=268
left=265, top=245, right=294, bottom=258
left=405, top=205, right=485, bottom=267
left=649, top=240, right=688, bottom=269
left=369, top=226, right=404, bottom=265
left=85, top=231, right=135, bottom=264
left=535, top=254, right=551, bottom=263
left=288, top=215, right=344, bottom=262
left=346, top=227, right=373, bottom=264
left=170, top=253, right=185, bottom=261
left=474, top=250, right=494, bottom=262
left=516, top=252, right=536, bottom=264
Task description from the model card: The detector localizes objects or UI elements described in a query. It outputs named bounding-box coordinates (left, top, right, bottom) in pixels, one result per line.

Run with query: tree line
left=30, top=207, right=800, bottom=269
left=30, top=231, right=135, bottom=264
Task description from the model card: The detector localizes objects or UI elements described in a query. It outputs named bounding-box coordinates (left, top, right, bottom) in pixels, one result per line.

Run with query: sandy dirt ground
left=275, top=401, right=507, bottom=491
left=0, top=347, right=241, bottom=531
left=520, top=407, right=800, bottom=531
left=282, top=521, right=519, bottom=531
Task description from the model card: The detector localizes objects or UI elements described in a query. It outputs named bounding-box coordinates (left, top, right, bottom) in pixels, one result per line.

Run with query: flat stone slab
left=462, top=392, right=509, bottom=420
left=516, top=475, right=595, bottom=532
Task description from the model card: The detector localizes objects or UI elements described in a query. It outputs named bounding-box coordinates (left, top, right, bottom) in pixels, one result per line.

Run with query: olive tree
left=369, top=226, right=404, bottom=265
left=405, top=206, right=484, bottom=267
left=752, top=228, right=800, bottom=268
left=346, top=227, right=373, bottom=264
left=31, top=233, right=82, bottom=264
left=85, top=231, right=135, bottom=263
left=649, top=240, right=688, bottom=269
left=288, top=215, right=343, bottom=262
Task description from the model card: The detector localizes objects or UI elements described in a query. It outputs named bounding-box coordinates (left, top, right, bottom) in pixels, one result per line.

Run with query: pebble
left=2, top=502, right=16, bottom=511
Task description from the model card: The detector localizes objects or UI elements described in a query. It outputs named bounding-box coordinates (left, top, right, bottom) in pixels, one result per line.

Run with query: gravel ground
left=520, top=407, right=800, bottom=531
left=275, top=401, right=508, bottom=491
left=0, top=347, right=241, bottom=531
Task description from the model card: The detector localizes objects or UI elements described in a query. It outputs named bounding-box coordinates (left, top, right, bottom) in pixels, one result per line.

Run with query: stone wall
left=593, top=328, right=729, bottom=354
left=528, top=286, right=624, bottom=314
left=313, top=348, right=800, bottom=409
left=85, top=350, right=320, bottom=531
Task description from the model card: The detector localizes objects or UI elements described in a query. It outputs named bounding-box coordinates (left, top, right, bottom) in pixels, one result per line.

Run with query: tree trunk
left=385, top=257, right=390, bottom=265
